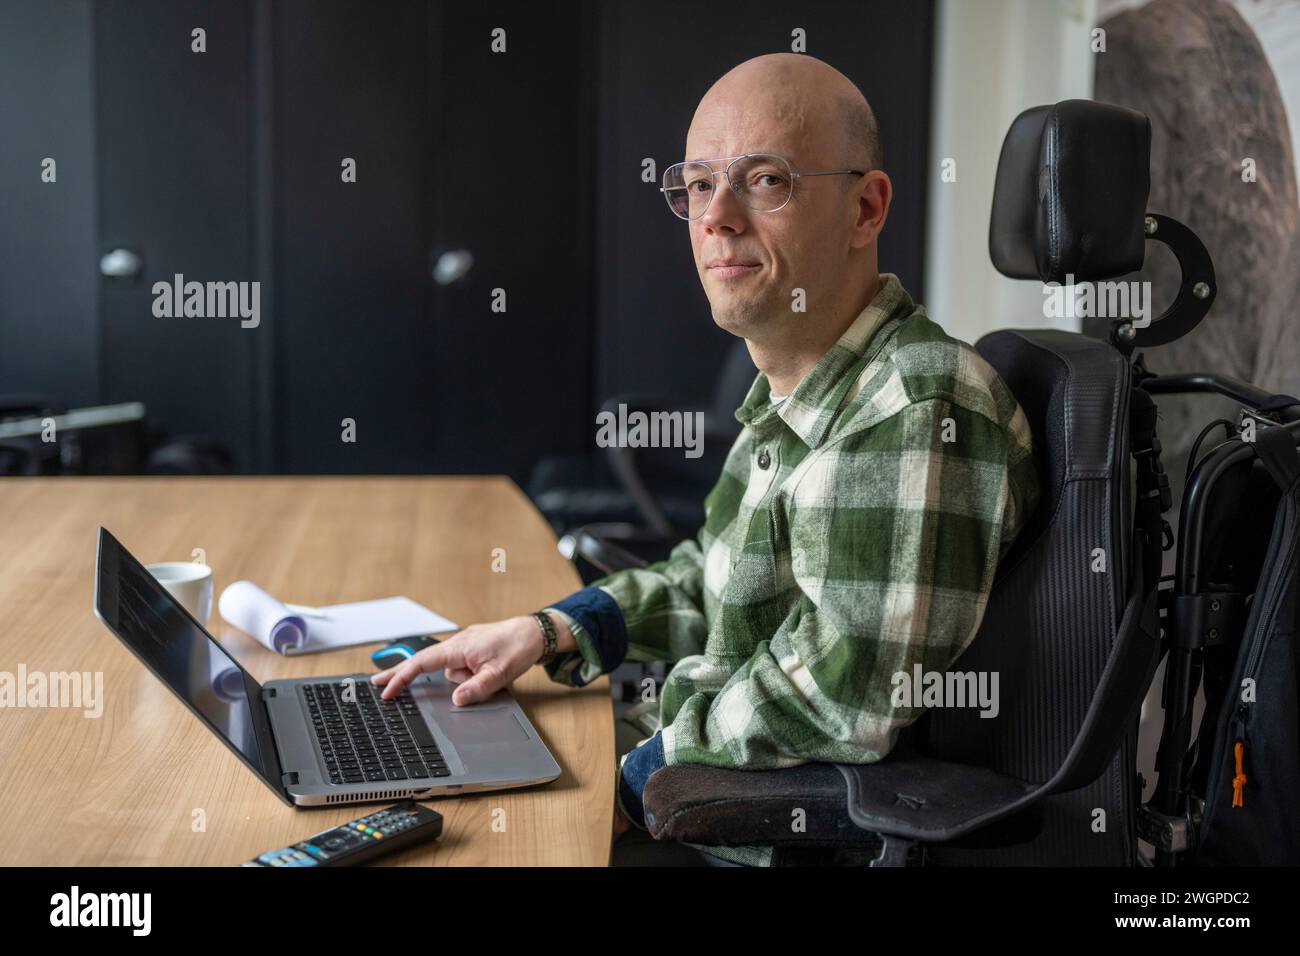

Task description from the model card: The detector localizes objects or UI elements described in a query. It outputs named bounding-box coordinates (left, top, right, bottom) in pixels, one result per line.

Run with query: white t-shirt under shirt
left=769, top=390, right=786, bottom=405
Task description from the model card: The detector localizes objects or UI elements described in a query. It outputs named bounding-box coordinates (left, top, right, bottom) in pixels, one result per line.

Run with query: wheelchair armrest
left=642, top=556, right=1163, bottom=852
left=598, top=393, right=735, bottom=538
left=643, top=749, right=1040, bottom=849
left=643, top=762, right=882, bottom=847
left=571, top=524, right=653, bottom=574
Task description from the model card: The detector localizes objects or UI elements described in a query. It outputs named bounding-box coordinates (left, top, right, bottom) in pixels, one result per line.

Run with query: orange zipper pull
left=1232, top=740, right=1246, bottom=808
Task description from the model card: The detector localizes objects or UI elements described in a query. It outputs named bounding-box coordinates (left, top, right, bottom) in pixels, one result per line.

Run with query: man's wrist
left=543, top=588, right=628, bottom=676
left=529, top=611, right=576, bottom=666
left=547, top=611, right=577, bottom=654
left=530, top=611, right=558, bottom=666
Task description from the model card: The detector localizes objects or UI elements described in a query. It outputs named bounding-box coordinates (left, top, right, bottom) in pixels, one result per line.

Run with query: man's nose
left=698, top=174, right=748, bottom=233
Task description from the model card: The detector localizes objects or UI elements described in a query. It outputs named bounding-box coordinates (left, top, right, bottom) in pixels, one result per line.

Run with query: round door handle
left=432, top=249, right=473, bottom=286
left=100, top=248, right=143, bottom=278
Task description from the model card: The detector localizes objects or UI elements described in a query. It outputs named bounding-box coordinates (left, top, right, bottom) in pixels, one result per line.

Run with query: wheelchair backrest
left=922, top=328, right=1132, bottom=770
left=913, top=99, right=1153, bottom=864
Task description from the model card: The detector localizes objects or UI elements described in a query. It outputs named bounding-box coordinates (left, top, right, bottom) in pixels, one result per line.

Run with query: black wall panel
left=0, top=0, right=932, bottom=479
left=592, top=0, right=933, bottom=405
left=95, top=0, right=259, bottom=468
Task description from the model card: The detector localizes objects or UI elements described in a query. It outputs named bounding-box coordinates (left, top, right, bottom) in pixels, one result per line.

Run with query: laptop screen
left=93, top=528, right=288, bottom=803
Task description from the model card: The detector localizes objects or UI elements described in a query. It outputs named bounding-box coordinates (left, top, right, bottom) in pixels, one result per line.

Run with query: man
left=374, top=53, right=1041, bottom=866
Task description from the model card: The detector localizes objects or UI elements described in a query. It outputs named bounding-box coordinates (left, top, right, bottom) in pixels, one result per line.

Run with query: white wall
left=923, top=0, right=1098, bottom=344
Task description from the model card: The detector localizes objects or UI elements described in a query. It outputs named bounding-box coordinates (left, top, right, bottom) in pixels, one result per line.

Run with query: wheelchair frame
left=1138, top=372, right=1300, bottom=865
left=1098, top=209, right=1298, bottom=866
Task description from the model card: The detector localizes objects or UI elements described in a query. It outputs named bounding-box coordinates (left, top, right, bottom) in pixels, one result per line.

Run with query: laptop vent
left=327, top=788, right=414, bottom=805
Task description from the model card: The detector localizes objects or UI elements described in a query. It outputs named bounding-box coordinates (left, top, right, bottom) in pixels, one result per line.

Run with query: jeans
left=610, top=700, right=743, bottom=867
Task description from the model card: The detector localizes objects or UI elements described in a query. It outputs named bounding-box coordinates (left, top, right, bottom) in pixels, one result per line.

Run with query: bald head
left=688, top=53, right=881, bottom=172
left=681, top=54, right=893, bottom=386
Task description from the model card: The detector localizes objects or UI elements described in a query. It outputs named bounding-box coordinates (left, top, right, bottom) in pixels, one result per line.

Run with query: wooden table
left=0, top=477, right=613, bottom=865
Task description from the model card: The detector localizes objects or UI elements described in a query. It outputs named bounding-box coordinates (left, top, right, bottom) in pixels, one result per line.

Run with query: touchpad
left=441, top=708, right=529, bottom=750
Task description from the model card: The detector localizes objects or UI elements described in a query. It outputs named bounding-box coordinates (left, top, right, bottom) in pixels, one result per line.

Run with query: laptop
left=92, top=528, right=561, bottom=807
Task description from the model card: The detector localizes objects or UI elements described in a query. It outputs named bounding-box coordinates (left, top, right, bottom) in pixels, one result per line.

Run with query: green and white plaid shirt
left=545, top=273, right=1040, bottom=865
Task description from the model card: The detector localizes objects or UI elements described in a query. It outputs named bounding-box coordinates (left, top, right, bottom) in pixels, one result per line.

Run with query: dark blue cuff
left=549, top=586, right=628, bottom=674
left=618, top=732, right=666, bottom=830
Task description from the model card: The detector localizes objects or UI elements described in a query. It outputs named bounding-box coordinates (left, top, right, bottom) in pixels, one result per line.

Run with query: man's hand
left=371, top=613, right=573, bottom=706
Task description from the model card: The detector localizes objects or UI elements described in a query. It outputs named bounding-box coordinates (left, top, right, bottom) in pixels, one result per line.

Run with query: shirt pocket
left=727, top=521, right=778, bottom=600
left=768, top=496, right=798, bottom=592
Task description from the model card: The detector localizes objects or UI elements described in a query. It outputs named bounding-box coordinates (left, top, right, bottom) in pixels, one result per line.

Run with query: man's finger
left=375, top=641, right=464, bottom=699
left=449, top=666, right=503, bottom=706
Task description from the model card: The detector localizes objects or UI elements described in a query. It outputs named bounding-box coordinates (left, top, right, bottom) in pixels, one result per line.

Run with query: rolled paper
left=217, top=580, right=308, bottom=655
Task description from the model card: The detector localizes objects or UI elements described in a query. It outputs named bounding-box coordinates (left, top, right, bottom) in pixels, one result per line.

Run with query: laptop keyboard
left=302, top=680, right=452, bottom=785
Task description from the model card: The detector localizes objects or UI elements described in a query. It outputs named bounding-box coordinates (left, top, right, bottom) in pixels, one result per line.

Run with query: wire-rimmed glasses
left=660, top=153, right=865, bottom=220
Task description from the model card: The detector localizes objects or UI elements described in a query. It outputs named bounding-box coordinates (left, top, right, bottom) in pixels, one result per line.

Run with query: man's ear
left=850, top=170, right=891, bottom=249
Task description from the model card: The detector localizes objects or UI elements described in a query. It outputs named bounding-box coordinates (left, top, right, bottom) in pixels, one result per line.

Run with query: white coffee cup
left=145, top=561, right=214, bottom=624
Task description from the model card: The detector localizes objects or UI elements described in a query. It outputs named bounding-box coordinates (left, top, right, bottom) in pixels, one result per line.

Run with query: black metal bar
left=1142, top=373, right=1300, bottom=423
left=1116, top=214, right=1216, bottom=354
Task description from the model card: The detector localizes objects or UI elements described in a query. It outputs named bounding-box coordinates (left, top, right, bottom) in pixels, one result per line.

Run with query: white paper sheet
left=217, top=580, right=458, bottom=656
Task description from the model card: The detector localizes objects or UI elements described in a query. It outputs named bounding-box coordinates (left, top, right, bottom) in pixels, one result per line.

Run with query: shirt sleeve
left=540, top=533, right=712, bottom=688
left=659, top=397, right=1039, bottom=770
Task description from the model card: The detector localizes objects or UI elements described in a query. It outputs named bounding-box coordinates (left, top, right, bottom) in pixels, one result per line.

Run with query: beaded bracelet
left=531, top=611, right=558, bottom=666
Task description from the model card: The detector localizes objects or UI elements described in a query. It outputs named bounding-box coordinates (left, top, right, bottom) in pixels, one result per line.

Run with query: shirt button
left=757, top=449, right=771, bottom=470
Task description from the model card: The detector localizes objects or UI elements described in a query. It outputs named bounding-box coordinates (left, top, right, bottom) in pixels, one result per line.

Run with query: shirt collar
left=735, top=272, right=911, bottom=448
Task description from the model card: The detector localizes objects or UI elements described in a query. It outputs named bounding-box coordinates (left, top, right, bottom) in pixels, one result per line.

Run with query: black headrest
left=989, top=99, right=1151, bottom=283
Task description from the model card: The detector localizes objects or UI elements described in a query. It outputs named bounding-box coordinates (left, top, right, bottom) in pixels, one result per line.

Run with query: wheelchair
left=576, top=99, right=1300, bottom=866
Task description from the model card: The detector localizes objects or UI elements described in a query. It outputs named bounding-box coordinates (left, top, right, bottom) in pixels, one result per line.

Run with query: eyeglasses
left=660, top=153, right=865, bottom=220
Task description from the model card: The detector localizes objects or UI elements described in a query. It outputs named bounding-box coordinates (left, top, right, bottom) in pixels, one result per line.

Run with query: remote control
left=242, top=801, right=443, bottom=867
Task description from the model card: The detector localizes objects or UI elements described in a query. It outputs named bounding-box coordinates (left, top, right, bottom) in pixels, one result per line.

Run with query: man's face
left=684, top=98, right=852, bottom=339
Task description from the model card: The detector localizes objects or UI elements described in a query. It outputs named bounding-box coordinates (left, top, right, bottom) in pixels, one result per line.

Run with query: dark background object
left=527, top=338, right=757, bottom=545
left=0, top=0, right=934, bottom=483
left=1088, top=0, right=1299, bottom=494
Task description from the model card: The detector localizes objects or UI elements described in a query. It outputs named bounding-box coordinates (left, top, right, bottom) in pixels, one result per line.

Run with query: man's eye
left=753, top=173, right=785, bottom=187
left=687, top=180, right=713, bottom=193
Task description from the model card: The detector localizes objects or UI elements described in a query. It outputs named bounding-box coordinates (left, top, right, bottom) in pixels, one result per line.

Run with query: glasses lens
left=663, top=162, right=715, bottom=219
left=729, top=154, right=793, bottom=212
